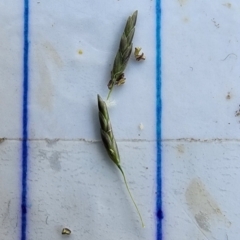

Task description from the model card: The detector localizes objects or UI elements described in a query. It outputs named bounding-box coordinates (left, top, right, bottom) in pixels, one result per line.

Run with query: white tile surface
left=28, top=141, right=156, bottom=240
left=0, top=2, right=23, bottom=137
left=162, top=1, right=240, bottom=239
left=0, top=1, right=157, bottom=239
left=29, top=0, right=156, bottom=140
left=163, top=141, right=239, bottom=240
left=0, top=141, right=21, bottom=240
left=162, top=1, right=240, bottom=139
left=1, top=0, right=240, bottom=239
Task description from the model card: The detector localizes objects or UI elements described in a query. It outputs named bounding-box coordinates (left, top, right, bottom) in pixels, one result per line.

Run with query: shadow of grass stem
left=117, top=164, right=145, bottom=228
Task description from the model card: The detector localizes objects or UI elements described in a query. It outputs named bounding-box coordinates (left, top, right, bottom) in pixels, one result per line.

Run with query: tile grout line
left=21, top=1, right=29, bottom=240
left=1, top=137, right=240, bottom=143
left=156, top=0, right=163, bottom=240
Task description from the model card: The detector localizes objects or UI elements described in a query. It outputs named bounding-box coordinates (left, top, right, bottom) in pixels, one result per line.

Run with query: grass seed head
left=107, top=11, right=138, bottom=92
left=97, top=93, right=145, bottom=227
left=97, top=95, right=120, bottom=166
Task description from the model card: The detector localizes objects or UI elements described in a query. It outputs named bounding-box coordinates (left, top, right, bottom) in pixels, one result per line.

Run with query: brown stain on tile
left=178, top=0, right=188, bottom=7
left=38, top=149, right=62, bottom=172
left=176, top=144, right=185, bottom=153
left=223, top=3, right=231, bottom=8
left=185, top=178, right=231, bottom=233
left=36, top=42, right=63, bottom=111
left=36, top=54, right=53, bottom=111
left=43, top=41, right=63, bottom=68
left=182, top=17, right=189, bottom=23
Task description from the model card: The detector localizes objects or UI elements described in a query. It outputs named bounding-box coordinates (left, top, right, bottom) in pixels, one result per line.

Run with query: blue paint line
left=21, top=0, right=29, bottom=240
left=156, top=0, right=163, bottom=240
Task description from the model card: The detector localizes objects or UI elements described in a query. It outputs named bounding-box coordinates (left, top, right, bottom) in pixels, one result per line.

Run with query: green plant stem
left=107, top=87, right=113, bottom=100
left=107, top=84, right=114, bottom=100
left=117, top=164, right=145, bottom=228
left=107, top=74, right=118, bottom=99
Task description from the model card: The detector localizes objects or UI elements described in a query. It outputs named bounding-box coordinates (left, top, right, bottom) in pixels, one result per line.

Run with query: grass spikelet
left=107, top=11, right=138, bottom=99
left=97, top=94, right=144, bottom=227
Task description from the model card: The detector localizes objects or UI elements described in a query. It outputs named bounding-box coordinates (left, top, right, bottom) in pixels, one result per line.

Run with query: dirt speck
left=183, top=17, right=189, bottom=23
left=226, top=92, right=231, bottom=100
left=78, top=49, right=83, bottom=55
left=212, top=18, right=220, bottom=28
left=223, top=3, right=231, bottom=8
left=235, top=105, right=240, bottom=117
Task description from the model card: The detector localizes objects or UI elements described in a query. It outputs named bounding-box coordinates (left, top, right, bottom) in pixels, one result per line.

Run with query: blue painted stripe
left=21, top=0, right=29, bottom=240
left=156, top=0, right=163, bottom=240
